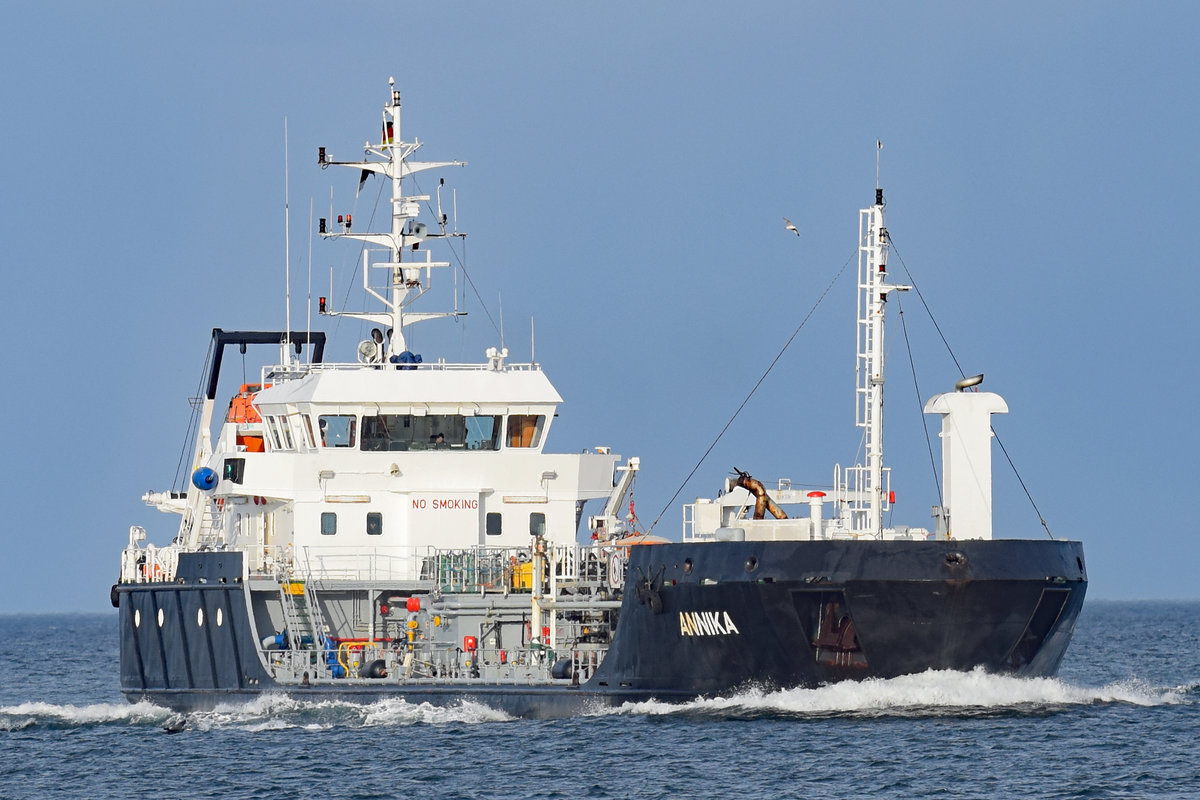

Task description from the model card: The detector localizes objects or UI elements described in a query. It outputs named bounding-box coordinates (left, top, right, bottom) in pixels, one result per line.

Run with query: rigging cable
left=330, top=178, right=385, bottom=343
left=889, top=237, right=1054, bottom=539
left=896, top=295, right=943, bottom=507
left=646, top=245, right=859, bottom=534
left=411, top=173, right=503, bottom=340
left=172, top=337, right=216, bottom=492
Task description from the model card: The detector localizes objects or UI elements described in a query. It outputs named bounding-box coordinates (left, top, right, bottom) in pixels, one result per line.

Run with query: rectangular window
left=486, top=512, right=502, bottom=536
left=366, top=512, right=383, bottom=536
left=301, top=415, right=316, bottom=449
left=223, top=458, right=245, bottom=485
left=277, top=416, right=294, bottom=450
left=506, top=415, right=546, bottom=448
left=318, top=415, right=357, bottom=448
left=265, top=417, right=282, bottom=450
left=529, top=512, right=546, bottom=537
left=360, top=414, right=501, bottom=452
left=320, top=512, right=337, bottom=536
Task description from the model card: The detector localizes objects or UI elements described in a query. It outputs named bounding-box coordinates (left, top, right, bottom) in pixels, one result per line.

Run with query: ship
left=112, top=79, right=1087, bottom=718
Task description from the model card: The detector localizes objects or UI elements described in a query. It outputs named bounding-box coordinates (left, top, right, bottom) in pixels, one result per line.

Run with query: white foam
left=362, top=697, right=512, bottom=726
left=180, top=694, right=512, bottom=731
left=0, top=699, right=167, bottom=729
left=594, top=668, right=1192, bottom=718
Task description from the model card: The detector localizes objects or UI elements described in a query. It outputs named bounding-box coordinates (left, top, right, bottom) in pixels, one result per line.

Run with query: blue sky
left=1, top=2, right=1195, bottom=612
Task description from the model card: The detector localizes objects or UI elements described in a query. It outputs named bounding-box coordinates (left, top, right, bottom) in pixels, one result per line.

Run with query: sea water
left=1, top=602, right=1197, bottom=800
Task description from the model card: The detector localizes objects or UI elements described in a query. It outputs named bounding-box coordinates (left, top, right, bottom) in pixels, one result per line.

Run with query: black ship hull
left=115, top=539, right=1086, bottom=718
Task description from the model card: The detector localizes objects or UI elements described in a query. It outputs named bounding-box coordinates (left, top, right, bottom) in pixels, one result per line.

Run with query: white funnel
left=923, top=389, right=1008, bottom=540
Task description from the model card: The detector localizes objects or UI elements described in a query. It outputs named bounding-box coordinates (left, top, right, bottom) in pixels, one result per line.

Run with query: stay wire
left=331, top=180, right=385, bottom=343
left=896, top=295, right=942, bottom=507
left=646, top=246, right=858, bottom=534
left=410, top=173, right=503, bottom=340
left=172, top=337, right=216, bottom=491
left=889, top=237, right=1054, bottom=539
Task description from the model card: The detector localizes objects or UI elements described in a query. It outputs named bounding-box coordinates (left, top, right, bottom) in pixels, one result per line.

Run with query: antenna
left=307, top=197, right=313, bottom=358
left=530, top=316, right=536, bottom=363
left=437, top=178, right=446, bottom=232
left=498, top=292, right=505, bottom=350
left=875, top=139, right=883, bottom=190
left=284, top=117, right=292, bottom=364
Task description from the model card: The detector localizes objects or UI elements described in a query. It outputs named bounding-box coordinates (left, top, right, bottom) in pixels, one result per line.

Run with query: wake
left=3, top=671, right=1191, bottom=731
left=0, top=694, right=511, bottom=732
left=594, top=668, right=1193, bottom=719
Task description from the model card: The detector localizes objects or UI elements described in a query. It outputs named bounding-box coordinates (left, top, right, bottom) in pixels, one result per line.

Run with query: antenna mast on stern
left=837, top=143, right=910, bottom=537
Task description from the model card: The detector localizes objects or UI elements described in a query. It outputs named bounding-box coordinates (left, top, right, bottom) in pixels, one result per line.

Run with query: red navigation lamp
left=318, top=218, right=326, bottom=234
left=889, top=490, right=896, bottom=504
left=318, top=146, right=326, bottom=165
left=345, top=214, right=352, bottom=230
left=319, top=297, right=327, bottom=313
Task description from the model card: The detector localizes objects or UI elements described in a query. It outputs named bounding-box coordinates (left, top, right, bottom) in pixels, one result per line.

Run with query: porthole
left=157, top=608, right=165, bottom=628
left=197, top=608, right=205, bottom=627
left=744, top=556, right=758, bottom=573
left=683, top=558, right=694, bottom=575
left=134, top=609, right=141, bottom=628
left=216, top=608, right=224, bottom=627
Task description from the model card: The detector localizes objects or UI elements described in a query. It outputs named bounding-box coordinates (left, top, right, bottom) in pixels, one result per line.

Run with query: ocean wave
left=0, top=694, right=509, bottom=732
left=3, top=671, right=1189, bottom=731
left=593, top=668, right=1192, bottom=719
left=0, top=700, right=167, bottom=731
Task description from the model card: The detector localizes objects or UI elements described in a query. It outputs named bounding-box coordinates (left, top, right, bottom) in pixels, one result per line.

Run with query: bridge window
left=320, top=512, right=337, bottom=535
left=277, top=417, right=294, bottom=450
left=367, top=512, right=383, bottom=536
left=530, top=512, right=546, bottom=537
left=507, top=415, right=545, bottom=448
left=265, top=417, right=282, bottom=450
left=318, top=415, right=357, bottom=448
left=360, top=414, right=502, bottom=452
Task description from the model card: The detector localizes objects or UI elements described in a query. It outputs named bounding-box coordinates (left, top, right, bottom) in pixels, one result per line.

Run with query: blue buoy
left=191, top=467, right=218, bottom=491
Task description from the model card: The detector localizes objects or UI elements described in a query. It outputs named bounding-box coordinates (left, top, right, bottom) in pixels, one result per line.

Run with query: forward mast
left=318, top=76, right=467, bottom=362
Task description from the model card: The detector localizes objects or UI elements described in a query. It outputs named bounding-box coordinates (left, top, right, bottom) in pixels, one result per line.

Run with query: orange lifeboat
left=227, top=383, right=270, bottom=452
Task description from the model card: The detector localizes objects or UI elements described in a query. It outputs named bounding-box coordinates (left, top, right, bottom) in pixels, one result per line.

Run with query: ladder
left=279, top=579, right=328, bottom=656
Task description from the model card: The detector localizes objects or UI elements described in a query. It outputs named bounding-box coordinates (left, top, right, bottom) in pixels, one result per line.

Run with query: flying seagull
left=783, top=217, right=800, bottom=236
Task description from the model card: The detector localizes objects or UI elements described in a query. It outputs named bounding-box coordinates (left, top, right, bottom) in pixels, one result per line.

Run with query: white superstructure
left=131, top=79, right=638, bottom=585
